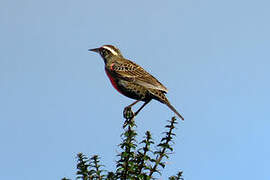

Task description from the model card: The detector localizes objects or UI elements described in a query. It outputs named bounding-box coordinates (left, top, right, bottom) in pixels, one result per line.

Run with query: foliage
left=62, top=110, right=183, bottom=180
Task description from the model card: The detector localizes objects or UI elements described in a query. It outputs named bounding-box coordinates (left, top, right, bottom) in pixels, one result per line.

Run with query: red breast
left=105, top=68, right=124, bottom=95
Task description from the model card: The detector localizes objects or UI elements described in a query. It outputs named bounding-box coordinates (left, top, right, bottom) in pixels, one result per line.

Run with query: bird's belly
left=105, top=71, right=149, bottom=101
left=117, top=80, right=150, bottom=101
left=105, top=69, right=154, bottom=101
left=104, top=70, right=168, bottom=104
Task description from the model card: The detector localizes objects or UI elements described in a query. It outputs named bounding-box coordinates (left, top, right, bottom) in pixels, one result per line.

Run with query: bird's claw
left=123, top=106, right=134, bottom=120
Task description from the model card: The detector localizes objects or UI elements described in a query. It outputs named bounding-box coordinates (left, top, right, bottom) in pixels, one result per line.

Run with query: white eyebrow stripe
left=102, top=46, right=118, bottom=55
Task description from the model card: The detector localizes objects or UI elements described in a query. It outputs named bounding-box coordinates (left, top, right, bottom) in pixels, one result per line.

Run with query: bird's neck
left=104, top=55, right=122, bottom=66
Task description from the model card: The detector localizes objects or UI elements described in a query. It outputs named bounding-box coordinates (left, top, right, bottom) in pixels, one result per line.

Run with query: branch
left=149, top=117, right=177, bottom=177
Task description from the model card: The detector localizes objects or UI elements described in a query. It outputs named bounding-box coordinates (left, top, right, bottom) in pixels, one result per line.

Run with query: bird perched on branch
left=88, top=45, right=184, bottom=120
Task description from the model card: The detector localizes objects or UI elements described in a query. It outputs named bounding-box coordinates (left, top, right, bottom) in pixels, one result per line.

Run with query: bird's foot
left=123, top=106, right=136, bottom=128
left=123, top=106, right=135, bottom=120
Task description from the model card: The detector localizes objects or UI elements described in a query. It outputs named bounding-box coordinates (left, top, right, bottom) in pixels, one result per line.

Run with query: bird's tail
left=148, top=89, right=184, bottom=120
left=165, top=101, right=184, bottom=121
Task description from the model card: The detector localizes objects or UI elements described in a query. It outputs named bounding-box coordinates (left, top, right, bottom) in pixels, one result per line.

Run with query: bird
left=88, top=45, right=184, bottom=120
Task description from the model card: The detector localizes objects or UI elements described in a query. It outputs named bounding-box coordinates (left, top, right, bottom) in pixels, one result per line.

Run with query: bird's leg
left=123, top=100, right=140, bottom=119
left=134, top=100, right=151, bottom=116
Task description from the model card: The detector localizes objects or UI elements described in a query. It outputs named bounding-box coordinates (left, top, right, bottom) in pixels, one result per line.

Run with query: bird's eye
left=101, top=49, right=109, bottom=56
left=100, top=50, right=106, bottom=57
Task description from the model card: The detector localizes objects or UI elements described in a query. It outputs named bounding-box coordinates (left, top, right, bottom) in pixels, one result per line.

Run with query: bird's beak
left=88, top=48, right=100, bottom=53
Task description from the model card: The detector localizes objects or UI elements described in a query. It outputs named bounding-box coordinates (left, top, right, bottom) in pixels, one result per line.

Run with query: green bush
left=63, top=112, right=183, bottom=180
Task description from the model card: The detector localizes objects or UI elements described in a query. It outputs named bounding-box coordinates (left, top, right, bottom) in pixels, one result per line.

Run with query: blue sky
left=1, top=0, right=270, bottom=179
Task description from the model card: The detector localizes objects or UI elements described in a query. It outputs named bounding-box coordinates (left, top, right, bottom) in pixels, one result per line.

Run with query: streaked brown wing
left=112, top=59, right=168, bottom=93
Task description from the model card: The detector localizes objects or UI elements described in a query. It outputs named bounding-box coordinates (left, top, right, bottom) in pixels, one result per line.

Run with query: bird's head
left=89, top=45, right=123, bottom=63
